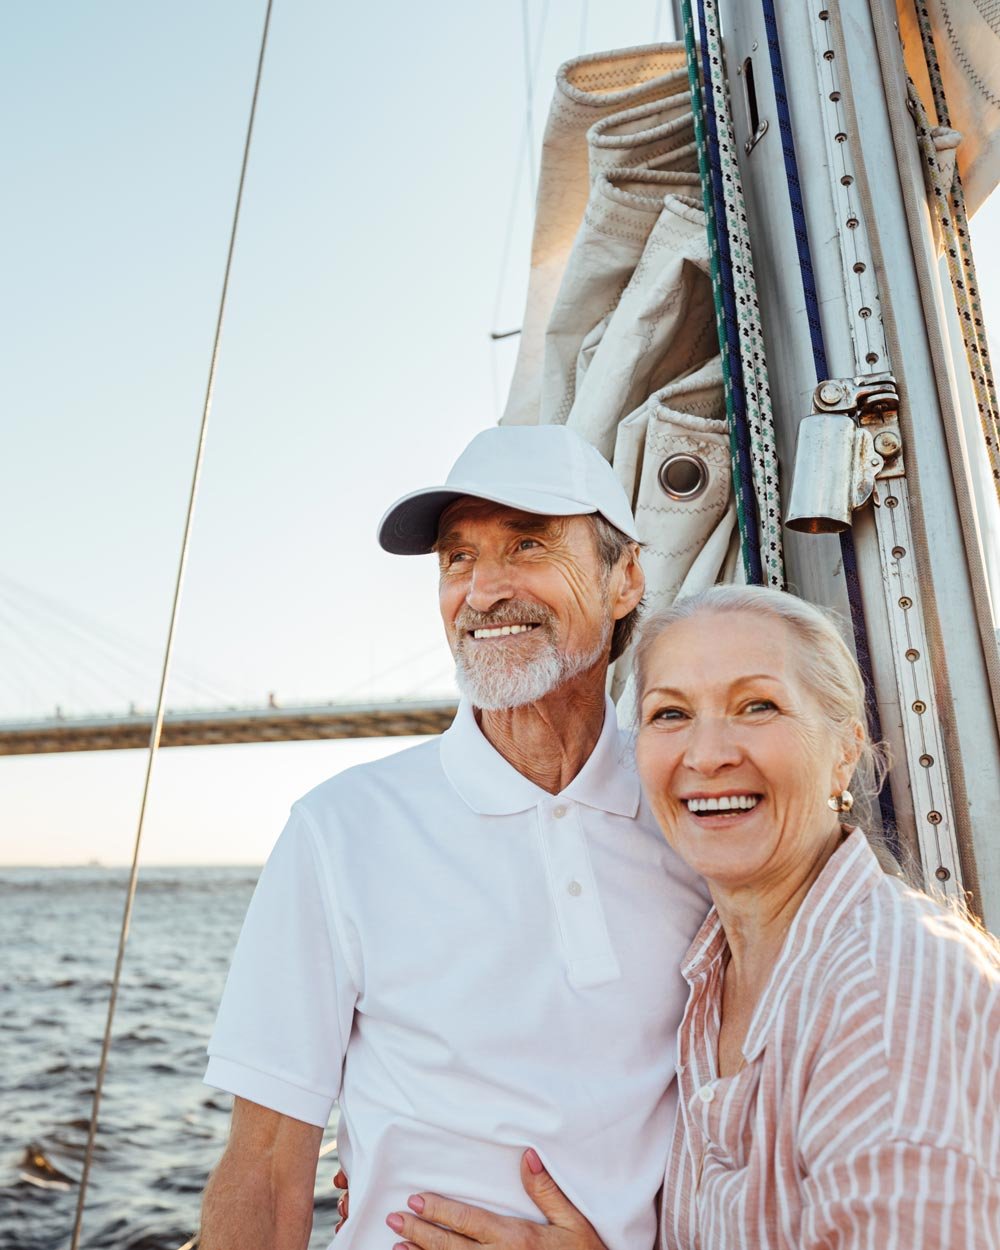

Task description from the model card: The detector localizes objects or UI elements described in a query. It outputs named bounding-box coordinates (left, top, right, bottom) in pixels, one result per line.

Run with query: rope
left=67, top=5, right=275, bottom=1246
left=909, top=4, right=1000, bottom=497
left=680, top=0, right=786, bottom=588
left=680, top=0, right=759, bottom=583
left=758, top=0, right=897, bottom=837
left=695, top=0, right=785, bottom=588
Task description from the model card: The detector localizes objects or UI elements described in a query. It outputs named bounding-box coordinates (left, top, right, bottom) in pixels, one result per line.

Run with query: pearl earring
left=827, top=789, right=854, bottom=813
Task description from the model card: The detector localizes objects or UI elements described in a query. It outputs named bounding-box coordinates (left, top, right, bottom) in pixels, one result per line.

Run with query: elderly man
left=200, top=424, right=708, bottom=1250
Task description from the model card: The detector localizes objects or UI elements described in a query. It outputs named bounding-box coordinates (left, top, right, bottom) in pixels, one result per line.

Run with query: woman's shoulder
left=799, top=866, right=1000, bottom=1159
left=802, top=851, right=999, bottom=989
left=843, top=868, right=1000, bottom=994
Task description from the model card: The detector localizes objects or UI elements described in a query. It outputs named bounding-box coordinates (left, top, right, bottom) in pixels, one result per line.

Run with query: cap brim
left=377, top=485, right=598, bottom=555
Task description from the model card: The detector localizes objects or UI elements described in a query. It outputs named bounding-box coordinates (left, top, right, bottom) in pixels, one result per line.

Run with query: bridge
left=0, top=573, right=460, bottom=755
left=0, top=698, right=459, bottom=756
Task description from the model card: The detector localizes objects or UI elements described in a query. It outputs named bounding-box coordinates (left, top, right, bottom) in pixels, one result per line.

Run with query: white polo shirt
left=205, top=698, right=709, bottom=1250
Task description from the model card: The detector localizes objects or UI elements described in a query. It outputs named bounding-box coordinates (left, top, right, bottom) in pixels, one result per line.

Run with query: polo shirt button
left=698, top=1084, right=715, bottom=1104
left=553, top=804, right=568, bottom=818
left=567, top=880, right=583, bottom=897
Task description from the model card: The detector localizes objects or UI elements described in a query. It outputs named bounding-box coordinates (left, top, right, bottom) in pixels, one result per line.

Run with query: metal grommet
left=658, top=453, right=710, bottom=501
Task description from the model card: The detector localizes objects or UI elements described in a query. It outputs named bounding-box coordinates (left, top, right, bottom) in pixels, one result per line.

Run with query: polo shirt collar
left=440, top=696, right=641, bottom=818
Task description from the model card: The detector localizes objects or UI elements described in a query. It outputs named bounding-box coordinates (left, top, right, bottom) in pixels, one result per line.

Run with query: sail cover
left=897, top=0, right=1000, bottom=215
left=502, top=44, right=737, bottom=695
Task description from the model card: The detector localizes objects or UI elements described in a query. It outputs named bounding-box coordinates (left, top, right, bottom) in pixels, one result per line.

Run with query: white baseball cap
left=377, top=424, right=640, bottom=555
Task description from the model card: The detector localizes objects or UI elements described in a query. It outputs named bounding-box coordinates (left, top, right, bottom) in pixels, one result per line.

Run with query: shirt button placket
left=541, top=798, right=620, bottom=987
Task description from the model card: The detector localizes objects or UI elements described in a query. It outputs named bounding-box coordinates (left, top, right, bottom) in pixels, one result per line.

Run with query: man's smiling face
left=435, top=498, right=614, bottom=710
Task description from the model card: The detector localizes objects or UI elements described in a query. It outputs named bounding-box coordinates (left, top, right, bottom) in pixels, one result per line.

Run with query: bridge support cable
left=69, top=3, right=275, bottom=1245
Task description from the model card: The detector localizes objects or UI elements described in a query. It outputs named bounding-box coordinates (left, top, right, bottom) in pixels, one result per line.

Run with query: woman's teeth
left=472, top=624, right=538, bottom=638
left=685, top=795, right=760, bottom=813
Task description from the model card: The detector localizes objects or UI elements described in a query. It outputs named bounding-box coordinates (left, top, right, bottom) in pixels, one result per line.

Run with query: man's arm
left=200, top=1097, right=323, bottom=1250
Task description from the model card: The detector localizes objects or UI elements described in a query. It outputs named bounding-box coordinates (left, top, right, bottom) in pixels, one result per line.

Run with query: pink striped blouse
left=660, top=828, right=1000, bottom=1249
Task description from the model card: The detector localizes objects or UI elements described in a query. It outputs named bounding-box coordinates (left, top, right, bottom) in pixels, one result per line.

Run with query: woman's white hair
left=632, top=584, right=889, bottom=810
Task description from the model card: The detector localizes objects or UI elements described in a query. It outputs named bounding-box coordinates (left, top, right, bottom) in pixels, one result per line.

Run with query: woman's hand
left=333, top=1167, right=349, bottom=1232
left=384, top=1149, right=608, bottom=1250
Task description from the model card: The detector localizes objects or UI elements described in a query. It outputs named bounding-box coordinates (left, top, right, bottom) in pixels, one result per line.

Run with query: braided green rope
left=698, top=0, right=785, bottom=587
left=680, top=0, right=755, bottom=580
left=911, top=4, right=1000, bottom=494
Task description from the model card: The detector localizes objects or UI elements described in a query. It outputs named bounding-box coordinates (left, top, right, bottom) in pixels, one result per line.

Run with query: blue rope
left=759, top=0, right=898, bottom=842
left=696, top=0, right=765, bottom=585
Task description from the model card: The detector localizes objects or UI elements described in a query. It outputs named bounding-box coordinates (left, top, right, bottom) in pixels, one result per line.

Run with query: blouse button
left=698, top=1084, right=716, bottom=1104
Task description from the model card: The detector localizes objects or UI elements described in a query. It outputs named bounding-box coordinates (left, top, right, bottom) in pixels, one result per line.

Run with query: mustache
left=454, top=600, right=556, bottom=635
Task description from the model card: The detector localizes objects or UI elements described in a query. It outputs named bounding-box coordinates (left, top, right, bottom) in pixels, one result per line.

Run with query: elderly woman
left=383, top=586, right=1000, bottom=1249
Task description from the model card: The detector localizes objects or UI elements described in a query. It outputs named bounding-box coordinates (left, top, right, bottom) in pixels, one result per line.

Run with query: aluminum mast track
left=717, top=0, right=1000, bottom=928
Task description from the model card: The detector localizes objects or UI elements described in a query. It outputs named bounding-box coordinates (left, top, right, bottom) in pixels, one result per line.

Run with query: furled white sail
left=897, top=0, right=1000, bottom=215
left=503, top=44, right=735, bottom=684
left=502, top=45, right=690, bottom=428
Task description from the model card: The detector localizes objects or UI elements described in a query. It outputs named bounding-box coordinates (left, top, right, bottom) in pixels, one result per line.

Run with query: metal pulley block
left=812, top=371, right=905, bottom=478
left=785, top=372, right=904, bottom=533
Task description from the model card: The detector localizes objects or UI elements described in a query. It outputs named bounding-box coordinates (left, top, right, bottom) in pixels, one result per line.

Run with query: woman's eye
left=745, top=699, right=777, bottom=714
left=650, top=707, right=687, bottom=723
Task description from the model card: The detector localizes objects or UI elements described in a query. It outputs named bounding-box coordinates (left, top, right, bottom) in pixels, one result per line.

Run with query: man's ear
left=612, top=544, right=645, bottom=621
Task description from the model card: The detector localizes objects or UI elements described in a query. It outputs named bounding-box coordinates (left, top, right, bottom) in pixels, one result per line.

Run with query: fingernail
left=386, top=1213, right=404, bottom=1233
left=525, top=1147, right=544, bottom=1175
left=407, top=1194, right=425, bottom=1213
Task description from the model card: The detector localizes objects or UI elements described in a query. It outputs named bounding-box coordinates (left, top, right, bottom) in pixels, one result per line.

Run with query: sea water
left=0, top=866, right=341, bottom=1250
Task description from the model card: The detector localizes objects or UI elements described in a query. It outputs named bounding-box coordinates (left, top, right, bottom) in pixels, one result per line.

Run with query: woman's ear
left=833, top=720, right=865, bottom=793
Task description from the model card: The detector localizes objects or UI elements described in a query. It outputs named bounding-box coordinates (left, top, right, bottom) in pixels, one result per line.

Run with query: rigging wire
left=520, top=0, right=538, bottom=205
left=67, top=3, right=275, bottom=1246
left=489, top=0, right=551, bottom=419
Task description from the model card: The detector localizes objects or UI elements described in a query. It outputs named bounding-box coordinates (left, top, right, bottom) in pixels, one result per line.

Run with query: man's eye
left=516, top=538, right=540, bottom=551
left=444, top=551, right=471, bottom=566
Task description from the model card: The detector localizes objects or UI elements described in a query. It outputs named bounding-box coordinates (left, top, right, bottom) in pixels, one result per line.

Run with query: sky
left=2, top=1, right=999, bottom=865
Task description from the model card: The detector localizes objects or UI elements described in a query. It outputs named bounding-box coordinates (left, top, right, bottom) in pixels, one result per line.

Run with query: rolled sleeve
left=205, top=806, right=358, bottom=1127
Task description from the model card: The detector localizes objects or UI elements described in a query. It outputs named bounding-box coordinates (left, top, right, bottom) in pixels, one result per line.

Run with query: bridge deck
left=0, top=700, right=459, bottom=755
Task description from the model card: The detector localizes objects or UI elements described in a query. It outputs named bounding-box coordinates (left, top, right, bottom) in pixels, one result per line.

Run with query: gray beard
left=453, top=601, right=611, bottom=711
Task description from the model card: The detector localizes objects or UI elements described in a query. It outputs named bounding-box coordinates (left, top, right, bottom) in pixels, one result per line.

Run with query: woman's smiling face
left=635, top=610, right=858, bottom=892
